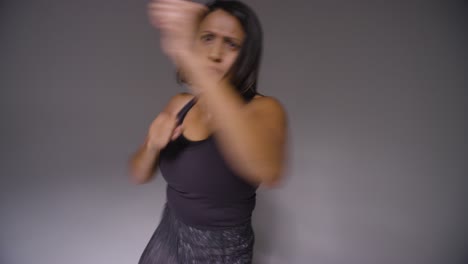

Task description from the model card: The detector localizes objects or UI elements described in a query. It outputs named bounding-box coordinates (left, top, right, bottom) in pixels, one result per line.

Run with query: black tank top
left=158, top=97, right=258, bottom=229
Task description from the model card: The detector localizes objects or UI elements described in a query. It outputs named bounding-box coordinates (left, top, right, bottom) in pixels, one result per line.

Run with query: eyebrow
left=200, top=30, right=242, bottom=43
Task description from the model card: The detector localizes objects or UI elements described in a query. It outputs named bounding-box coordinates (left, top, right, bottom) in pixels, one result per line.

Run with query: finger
left=149, top=10, right=184, bottom=24
left=149, top=114, right=165, bottom=132
left=149, top=2, right=187, bottom=12
left=148, top=2, right=206, bottom=22
left=171, top=125, right=184, bottom=140
left=159, top=0, right=208, bottom=10
left=156, top=117, right=174, bottom=138
left=148, top=5, right=181, bottom=23
left=166, top=114, right=181, bottom=129
left=149, top=3, right=178, bottom=13
left=150, top=1, right=207, bottom=16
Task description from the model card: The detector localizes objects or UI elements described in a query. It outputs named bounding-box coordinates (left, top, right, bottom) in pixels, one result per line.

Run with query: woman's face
left=193, top=9, right=245, bottom=80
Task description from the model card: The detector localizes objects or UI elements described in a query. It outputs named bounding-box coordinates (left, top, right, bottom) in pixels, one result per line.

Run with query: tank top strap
left=176, top=96, right=197, bottom=126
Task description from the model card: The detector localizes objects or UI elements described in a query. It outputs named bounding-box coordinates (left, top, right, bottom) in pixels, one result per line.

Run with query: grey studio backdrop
left=1, top=0, right=467, bottom=264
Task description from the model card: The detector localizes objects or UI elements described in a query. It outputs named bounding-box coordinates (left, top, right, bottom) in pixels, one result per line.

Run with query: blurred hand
left=145, top=112, right=183, bottom=151
left=148, top=0, right=207, bottom=67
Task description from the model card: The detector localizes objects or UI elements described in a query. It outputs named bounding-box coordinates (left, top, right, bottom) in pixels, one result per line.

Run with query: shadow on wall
left=252, top=189, right=297, bottom=264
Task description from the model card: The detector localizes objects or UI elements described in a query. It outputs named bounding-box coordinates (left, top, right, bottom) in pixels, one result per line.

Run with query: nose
left=208, top=41, right=223, bottom=63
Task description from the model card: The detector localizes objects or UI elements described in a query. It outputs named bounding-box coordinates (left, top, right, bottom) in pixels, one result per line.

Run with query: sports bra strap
left=176, top=97, right=197, bottom=126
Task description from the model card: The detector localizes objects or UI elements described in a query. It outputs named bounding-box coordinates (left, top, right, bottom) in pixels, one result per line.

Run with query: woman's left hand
left=148, top=0, right=207, bottom=71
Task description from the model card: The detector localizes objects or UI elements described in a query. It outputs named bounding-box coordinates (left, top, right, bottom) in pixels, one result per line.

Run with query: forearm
left=198, top=82, right=284, bottom=184
left=128, top=141, right=161, bottom=184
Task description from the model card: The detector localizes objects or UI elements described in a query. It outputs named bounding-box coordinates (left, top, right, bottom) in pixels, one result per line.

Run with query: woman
left=129, top=0, right=288, bottom=263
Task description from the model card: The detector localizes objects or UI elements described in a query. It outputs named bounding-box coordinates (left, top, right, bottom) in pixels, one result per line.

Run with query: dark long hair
left=178, top=0, right=263, bottom=101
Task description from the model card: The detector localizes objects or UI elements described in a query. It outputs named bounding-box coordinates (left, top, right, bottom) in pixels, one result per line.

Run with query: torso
left=158, top=93, right=261, bottom=229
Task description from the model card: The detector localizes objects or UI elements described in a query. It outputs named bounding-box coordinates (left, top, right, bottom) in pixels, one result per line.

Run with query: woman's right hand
left=145, top=112, right=183, bottom=151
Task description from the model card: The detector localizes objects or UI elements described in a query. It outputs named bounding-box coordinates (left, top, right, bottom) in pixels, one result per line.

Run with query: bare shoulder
left=248, top=95, right=287, bottom=121
left=162, top=92, right=195, bottom=117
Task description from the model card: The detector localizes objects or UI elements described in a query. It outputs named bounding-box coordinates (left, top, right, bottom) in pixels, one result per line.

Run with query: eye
left=226, top=40, right=240, bottom=50
left=201, top=34, right=214, bottom=42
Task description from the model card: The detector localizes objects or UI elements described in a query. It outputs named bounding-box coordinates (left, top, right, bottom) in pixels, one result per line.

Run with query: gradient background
left=1, top=0, right=467, bottom=263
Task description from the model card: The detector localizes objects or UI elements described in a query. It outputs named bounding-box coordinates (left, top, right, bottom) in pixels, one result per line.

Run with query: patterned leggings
left=138, top=204, right=255, bottom=264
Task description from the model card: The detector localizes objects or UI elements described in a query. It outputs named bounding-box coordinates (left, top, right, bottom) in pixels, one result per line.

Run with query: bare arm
left=197, top=82, right=288, bottom=187
left=128, top=137, right=161, bottom=184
